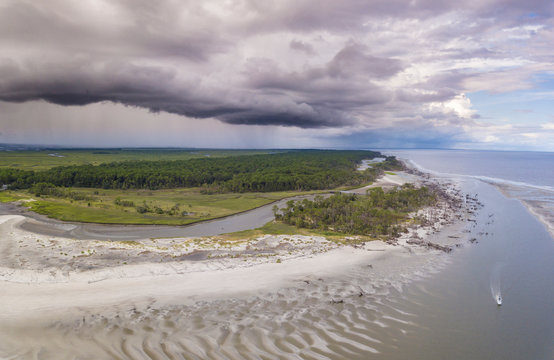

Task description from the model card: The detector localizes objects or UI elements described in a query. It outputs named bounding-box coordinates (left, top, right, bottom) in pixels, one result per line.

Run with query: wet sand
left=494, top=183, right=554, bottom=239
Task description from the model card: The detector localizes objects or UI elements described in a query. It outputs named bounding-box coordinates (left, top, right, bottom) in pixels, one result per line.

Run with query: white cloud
left=427, top=94, right=476, bottom=120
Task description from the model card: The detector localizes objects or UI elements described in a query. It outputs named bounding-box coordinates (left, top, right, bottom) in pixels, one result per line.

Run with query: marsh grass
left=0, top=191, right=24, bottom=202
left=9, top=188, right=323, bottom=225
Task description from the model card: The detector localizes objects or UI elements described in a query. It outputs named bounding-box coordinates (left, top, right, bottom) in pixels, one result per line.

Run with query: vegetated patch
left=0, top=191, right=24, bottom=203
left=218, top=219, right=358, bottom=244
left=274, top=184, right=437, bottom=240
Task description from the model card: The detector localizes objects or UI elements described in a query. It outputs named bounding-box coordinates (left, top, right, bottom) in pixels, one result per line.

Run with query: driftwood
left=406, top=238, right=452, bottom=253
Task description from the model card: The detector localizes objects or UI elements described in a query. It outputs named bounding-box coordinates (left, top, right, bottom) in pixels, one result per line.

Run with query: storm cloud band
left=0, top=0, right=553, bottom=134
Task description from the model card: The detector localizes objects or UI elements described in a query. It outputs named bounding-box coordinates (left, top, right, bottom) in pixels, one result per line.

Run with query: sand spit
left=344, top=171, right=421, bottom=194
left=356, top=157, right=385, bottom=171
left=520, top=200, right=554, bottom=239
left=0, top=169, right=480, bottom=323
left=493, top=183, right=554, bottom=239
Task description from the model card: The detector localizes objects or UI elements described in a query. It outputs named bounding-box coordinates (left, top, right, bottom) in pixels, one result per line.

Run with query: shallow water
left=379, top=180, right=554, bottom=359
left=1, top=151, right=554, bottom=359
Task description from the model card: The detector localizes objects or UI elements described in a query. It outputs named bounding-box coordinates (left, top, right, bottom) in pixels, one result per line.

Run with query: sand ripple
left=0, top=251, right=453, bottom=360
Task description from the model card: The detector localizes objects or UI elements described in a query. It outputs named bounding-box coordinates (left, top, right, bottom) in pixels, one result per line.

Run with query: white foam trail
left=490, top=263, right=503, bottom=305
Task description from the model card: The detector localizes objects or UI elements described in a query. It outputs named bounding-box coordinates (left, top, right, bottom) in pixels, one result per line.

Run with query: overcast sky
left=1, top=0, right=553, bottom=150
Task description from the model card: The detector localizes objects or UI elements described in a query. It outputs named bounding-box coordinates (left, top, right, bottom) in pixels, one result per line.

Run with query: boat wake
left=491, top=263, right=503, bottom=306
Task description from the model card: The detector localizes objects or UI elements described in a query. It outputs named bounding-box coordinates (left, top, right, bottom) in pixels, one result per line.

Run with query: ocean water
left=382, top=150, right=554, bottom=187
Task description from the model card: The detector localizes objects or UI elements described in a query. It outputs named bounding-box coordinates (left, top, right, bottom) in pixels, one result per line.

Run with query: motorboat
left=496, top=295, right=502, bottom=305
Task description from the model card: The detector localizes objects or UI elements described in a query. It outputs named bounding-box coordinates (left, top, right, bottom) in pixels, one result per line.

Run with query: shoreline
left=2, top=244, right=395, bottom=323
left=520, top=199, right=554, bottom=239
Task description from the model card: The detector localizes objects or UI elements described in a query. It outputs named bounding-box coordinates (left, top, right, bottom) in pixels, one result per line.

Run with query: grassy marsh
left=4, top=187, right=323, bottom=225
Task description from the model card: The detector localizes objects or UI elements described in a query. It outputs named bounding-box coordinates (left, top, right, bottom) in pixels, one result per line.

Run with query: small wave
left=404, top=159, right=554, bottom=192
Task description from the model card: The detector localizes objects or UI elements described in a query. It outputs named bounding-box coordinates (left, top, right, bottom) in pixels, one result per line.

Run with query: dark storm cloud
left=220, top=107, right=353, bottom=128
left=0, top=57, right=353, bottom=128
left=0, top=0, right=553, bottom=132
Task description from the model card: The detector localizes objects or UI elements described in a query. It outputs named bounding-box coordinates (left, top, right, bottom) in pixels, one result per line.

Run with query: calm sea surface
left=382, top=149, right=554, bottom=187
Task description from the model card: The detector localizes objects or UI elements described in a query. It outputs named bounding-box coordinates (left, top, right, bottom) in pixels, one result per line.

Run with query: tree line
left=0, top=150, right=402, bottom=193
left=274, top=184, right=436, bottom=237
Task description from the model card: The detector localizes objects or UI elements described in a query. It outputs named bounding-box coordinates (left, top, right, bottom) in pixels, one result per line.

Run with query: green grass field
left=0, top=149, right=276, bottom=170
left=4, top=187, right=323, bottom=225
left=0, top=191, right=24, bottom=202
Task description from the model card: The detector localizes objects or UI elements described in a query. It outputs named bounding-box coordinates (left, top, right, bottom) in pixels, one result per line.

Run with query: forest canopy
left=274, top=184, right=437, bottom=237
left=0, top=150, right=403, bottom=193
